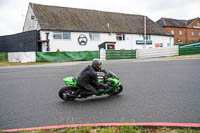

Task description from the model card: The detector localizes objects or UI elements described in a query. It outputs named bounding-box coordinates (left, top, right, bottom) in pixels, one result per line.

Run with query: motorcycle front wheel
left=108, top=85, right=123, bottom=96
left=58, top=86, right=77, bottom=101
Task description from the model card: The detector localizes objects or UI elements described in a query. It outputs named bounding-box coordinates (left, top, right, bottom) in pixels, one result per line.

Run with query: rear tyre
left=58, top=86, right=76, bottom=101
left=108, top=85, right=123, bottom=96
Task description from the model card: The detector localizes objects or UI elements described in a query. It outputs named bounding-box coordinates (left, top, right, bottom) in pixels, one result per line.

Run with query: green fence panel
left=0, top=52, right=8, bottom=62
left=179, top=47, right=200, bottom=55
left=179, top=41, right=200, bottom=48
left=106, top=50, right=136, bottom=60
left=36, top=51, right=99, bottom=62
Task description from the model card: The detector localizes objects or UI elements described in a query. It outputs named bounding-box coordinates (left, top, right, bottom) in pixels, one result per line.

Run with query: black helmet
left=92, top=58, right=102, bottom=71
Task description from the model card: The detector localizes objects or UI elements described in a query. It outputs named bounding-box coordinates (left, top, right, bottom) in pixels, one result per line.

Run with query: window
left=89, top=33, right=100, bottom=41
left=116, top=34, right=125, bottom=41
left=143, top=35, right=151, bottom=40
left=192, top=32, right=195, bottom=36
left=53, top=32, right=62, bottom=39
left=199, top=32, right=200, bottom=36
left=178, top=38, right=182, bottom=43
left=179, top=30, right=182, bottom=35
left=193, top=22, right=200, bottom=28
left=31, top=15, right=35, bottom=20
left=63, top=32, right=71, bottom=39
left=171, top=30, right=174, bottom=35
left=53, top=32, right=71, bottom=40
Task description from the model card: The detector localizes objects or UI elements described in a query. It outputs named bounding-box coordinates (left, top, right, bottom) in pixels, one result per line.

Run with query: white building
left=23, top=3, right=174, bottom=52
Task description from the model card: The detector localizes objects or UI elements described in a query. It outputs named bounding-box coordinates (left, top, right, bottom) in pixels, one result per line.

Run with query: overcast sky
left=0, top=0, right=199, bottom=36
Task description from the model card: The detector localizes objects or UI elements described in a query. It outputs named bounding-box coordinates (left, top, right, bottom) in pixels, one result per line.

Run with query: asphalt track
left=0, top=58, right=200, bottom=129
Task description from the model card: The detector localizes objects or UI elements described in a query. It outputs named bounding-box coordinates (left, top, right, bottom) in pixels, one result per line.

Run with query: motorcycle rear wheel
left=58, top=86, right=76, bottom=101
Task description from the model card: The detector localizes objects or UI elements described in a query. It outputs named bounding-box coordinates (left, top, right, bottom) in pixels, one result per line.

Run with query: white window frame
left=63, top=32, right=71, bottom=40
left=53, top=32, right=62, bottom=39
left=116, top=34, right=125, bottom=41
left=53, top=32, right=71, bottom=40
left=89, top=33, right=100, bottom=41
left=171, top=30, right=174, bottom=35
left=179, top=30, right=182, bottom=36
left=192, top=32, right=195, bottom=36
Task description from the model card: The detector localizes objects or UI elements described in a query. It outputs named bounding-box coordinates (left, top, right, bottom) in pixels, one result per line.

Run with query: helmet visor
left=96, top=63, right=102, bottom=70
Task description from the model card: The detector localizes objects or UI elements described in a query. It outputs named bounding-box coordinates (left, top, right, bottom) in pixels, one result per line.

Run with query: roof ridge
left=157, top=17, right=199, bottom=27
left=30, top=3, right=143, bottom=17
left=27, top=3, right=171, bottom=36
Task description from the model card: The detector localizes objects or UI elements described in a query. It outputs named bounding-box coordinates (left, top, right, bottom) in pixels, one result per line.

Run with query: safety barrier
left=0, top=52, right=8, bottom=62
left=36, top=51, right=99, bottom=62
left=8, top=52, right=36, bottom=63
left=179, top=41, right=200, bottom=48
left=106, top=50, right=136, bottom=60
left=179, top=47, right=200, bottom=55
left=104, top=47, right=178, bottom=60
left=4, top=47, right=200, bottom=63
left=136, top=47, right=179, bottom=59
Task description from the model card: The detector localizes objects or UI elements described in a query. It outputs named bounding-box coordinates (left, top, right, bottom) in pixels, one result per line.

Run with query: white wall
left=40, top=31, right=117, bottom=52
left=151, top=35, right=174, bottom=48
left=23, top=5, right=41, bottom=32
left=40, top=31, right=174, bottom=52
left=8, top=52, right=36, bottom=63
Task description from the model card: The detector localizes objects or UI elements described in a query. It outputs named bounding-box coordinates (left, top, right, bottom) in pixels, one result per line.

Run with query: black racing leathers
left=77, top=65, right=106, bottom=95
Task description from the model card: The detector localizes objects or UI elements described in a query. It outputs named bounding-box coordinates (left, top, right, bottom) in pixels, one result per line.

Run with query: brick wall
left=187, top=28, right=200, bottom=43
left=163, top=18, right=200, bottom=45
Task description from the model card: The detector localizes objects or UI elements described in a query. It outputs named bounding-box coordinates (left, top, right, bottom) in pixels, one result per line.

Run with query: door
left=107, top=44, right=115, bottom=50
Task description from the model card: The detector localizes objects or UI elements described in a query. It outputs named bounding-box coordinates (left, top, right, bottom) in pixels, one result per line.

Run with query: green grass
left=20, top=130, right=45, bottom=133
left=176, top=128, right=200, bottom=133
left=0, top=62, right=55, bottom=67
left=65, top=126, right=92, bottom=133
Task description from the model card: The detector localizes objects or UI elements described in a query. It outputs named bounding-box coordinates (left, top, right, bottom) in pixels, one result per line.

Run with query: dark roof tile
left=156, top=17, right=198, bottom=28
left=31, top=3, right=171, bottom=36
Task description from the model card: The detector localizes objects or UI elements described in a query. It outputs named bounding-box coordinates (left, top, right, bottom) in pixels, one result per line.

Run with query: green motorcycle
left=58, top=71, right=123, bottom=101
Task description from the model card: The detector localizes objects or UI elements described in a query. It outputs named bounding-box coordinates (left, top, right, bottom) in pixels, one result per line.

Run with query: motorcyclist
left=77, top=58, right=108, bottom=96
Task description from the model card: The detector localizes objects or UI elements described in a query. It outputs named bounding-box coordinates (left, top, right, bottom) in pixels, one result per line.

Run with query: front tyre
left=108, top=85, right=123, bottom=96
left=58, top=86, right=76, bottom=101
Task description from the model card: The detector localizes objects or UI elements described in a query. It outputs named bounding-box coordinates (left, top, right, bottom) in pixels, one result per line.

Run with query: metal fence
left=136, top=47, right=179, bottom=59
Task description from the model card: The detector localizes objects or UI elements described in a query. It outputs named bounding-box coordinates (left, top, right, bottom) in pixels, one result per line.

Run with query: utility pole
left=21, top=13, right=24, bottom=32
left=144, top=16, right=147, bottom=48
